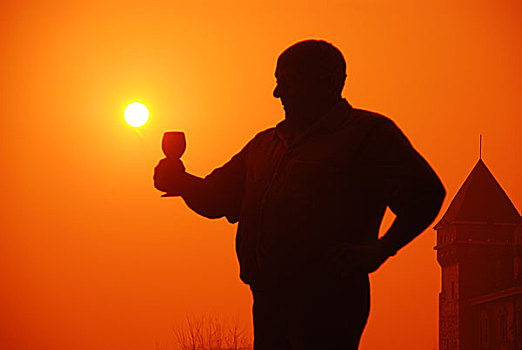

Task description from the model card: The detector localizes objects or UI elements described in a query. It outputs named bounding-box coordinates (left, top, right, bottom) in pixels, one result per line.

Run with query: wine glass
left=160, top=131, right=186, bottom=197
left=162, top=131, right=186, bottom=158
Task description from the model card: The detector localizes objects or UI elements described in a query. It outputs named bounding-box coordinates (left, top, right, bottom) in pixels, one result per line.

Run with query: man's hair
left=277, top=40, right=347, bottom=94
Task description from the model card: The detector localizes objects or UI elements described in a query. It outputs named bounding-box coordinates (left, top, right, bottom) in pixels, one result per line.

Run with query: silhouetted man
left=154, top=40, right=445, bottom=350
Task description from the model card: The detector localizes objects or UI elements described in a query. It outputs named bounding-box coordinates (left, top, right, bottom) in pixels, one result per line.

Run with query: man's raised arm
left=153, top=144, right=248, bottom=224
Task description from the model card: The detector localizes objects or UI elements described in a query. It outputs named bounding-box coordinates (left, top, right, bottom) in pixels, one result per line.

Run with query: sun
left=124, top=102, right=149, bottom=127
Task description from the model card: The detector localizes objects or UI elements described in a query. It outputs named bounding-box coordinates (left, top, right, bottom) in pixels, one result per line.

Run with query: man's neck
left=285, top=96, right=343, bottom=131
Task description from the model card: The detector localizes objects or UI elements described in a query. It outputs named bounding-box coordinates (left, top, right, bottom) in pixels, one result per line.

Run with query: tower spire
left=479, top=134, right=482, bottom=160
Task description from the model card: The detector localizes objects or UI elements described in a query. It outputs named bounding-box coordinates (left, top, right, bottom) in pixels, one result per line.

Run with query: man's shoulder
left=254, top=127, right=277, bottom=138
left=348, top=108, right=395, bottom=129
left=329, top=107, right=393, bottom=140
left=248, top=127, right=277, bottom=146
left=347, top=108, right=415, bottom=155
left=343, top=107, right=407, bottom=141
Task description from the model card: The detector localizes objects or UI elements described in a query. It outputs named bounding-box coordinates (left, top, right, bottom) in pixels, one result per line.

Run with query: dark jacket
left=185, top=99, right=445, bottom=289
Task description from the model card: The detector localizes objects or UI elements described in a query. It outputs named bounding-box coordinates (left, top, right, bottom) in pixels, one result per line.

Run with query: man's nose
left=273, top=85, right=280, bottom=98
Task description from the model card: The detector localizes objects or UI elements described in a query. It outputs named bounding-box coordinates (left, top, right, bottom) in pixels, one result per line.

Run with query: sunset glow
left=2, top=1, right=522, bottom=350
left=124, top=102, right=149, bottom=127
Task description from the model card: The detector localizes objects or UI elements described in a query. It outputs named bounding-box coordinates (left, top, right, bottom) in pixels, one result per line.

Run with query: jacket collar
left=275, top=98, right=353, bottom=147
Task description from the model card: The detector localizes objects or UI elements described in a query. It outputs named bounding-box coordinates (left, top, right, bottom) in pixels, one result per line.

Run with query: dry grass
left=169, top=314, right=252, bottom=350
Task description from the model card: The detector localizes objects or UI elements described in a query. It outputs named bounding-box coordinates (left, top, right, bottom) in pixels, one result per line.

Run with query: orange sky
left=1, top=1, right=522, bottom=349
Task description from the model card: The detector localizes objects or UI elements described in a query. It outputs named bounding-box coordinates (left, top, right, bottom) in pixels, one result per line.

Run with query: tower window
left=518, top=311, right=522, bottom=340
left=480, top=314, right=489, bottom=348
left=500, top=313, right=507, bottom=342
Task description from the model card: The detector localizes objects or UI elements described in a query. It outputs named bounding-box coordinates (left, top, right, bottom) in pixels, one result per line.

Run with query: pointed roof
left=435, top=159, right=521, bottom=229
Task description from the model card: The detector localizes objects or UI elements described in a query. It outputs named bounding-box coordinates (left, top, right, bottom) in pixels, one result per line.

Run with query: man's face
left=273, top=62, right=316, bottom=121
left=273, top=61, right=331, bottom=122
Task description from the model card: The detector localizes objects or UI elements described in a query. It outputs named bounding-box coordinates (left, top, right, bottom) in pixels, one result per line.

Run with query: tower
left=436, top=159, right=522, bottom=349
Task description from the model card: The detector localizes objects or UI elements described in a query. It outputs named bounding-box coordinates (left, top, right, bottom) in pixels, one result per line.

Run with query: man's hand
left=153, top=158, right=186, bottom=196
left=326, top=242, right=392, bottom=278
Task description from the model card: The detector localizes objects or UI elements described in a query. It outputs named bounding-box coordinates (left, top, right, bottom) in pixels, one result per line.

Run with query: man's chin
left=284, top=108, right=305, bottom=121
left=284, top=112, right=297, bottom=123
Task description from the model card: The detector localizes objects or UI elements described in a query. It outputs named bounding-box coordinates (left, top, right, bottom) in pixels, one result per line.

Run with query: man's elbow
left=421, top=179, right=446, bottom=225
left=432, top=178, right=446, bottom=213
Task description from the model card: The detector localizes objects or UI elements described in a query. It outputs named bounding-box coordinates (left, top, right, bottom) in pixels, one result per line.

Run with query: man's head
left=273, top=40, right=346, bottom=123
